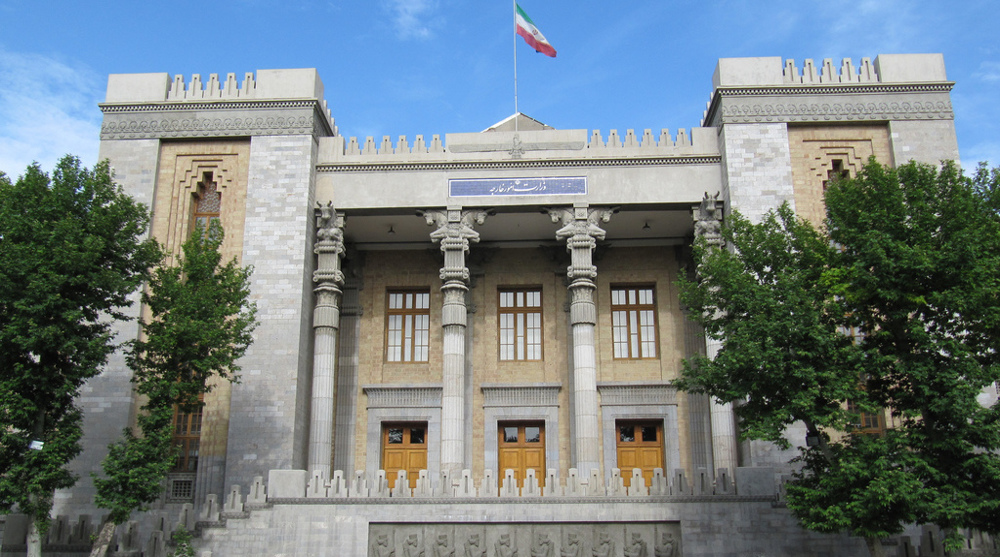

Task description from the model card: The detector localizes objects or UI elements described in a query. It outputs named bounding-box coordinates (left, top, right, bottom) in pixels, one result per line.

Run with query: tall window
left=499, top=287, right=542, bottom=361
left=611, top=285, right=658, bottom=359
left=386, top=290, right=430, bottom=362
left=193, top=172, right=221, bottom=234
left=169, top=173, right=220, bottom=480
left=172, top=403, right=202, bottom=472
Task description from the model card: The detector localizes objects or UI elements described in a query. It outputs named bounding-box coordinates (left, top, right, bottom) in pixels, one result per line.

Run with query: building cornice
left=704, top=82, right=955, bottom=127
left=98, top=99, right=335, bottom=140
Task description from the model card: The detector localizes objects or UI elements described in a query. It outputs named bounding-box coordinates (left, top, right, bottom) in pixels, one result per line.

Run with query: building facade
left=16, top=54, right=976, bottom=556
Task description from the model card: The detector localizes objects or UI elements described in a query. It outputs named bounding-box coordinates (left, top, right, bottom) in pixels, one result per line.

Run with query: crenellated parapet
left=99, top=69, right=336, bottom=140
left=317, top=127, right=720, bottom=170
left=703, top=54, right=955, bottom=127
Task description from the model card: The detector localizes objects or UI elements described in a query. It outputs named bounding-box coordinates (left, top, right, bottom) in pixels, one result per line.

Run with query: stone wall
left=53, top=138, right=161, bottom=519
left=223, top=134, right=319, bottom=490
left=15, top=468, right=999, bottom=557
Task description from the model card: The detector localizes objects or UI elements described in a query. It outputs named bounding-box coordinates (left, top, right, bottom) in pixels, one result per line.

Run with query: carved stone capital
left=313, top=203, right=346, bottom=320
left=547, top=205, right=616, bottom=243
left=419, top=207, right=492, bottom=286
left=547, top=205, right=617, bottom=281
left=692, top=192, right=723, bottom=249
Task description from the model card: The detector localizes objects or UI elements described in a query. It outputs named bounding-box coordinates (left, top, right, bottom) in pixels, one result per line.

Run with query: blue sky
left=1, top=0, right=997, bottom=176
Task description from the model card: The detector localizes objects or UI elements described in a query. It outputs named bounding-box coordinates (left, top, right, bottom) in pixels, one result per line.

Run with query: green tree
left=800, top=160, right=1000, bottom=549
left=0, top=157, right=161, bottom=555
left=679, top=160, right=1000, bottom=557
left=92, top=220, right=257, bottom=549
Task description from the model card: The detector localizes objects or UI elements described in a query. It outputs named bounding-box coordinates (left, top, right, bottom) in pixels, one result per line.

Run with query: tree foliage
left=0, top=157, right=161, bottom=529
left=95, top=221, right=258, bottom=525
left=679, top=159, right=1000, bottom=553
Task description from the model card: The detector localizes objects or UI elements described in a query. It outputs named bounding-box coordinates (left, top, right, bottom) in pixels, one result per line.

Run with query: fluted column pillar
left=548, top=203, right=616, bottom=479
left=308, top=204, right=345, bottom=478
left=421, top=206, right=490, bottom=474
left=693, top=193, right=738, bottom=472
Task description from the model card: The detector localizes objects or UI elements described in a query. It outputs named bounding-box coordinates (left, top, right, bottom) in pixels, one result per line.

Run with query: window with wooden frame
left=847, top=400, right=886, bottom=436
left=844, top=328, right=885, bottom=436
left=172, top=401, right=203, bottom=472
left=168, top=173, right=220, bottom=476
left=498, top=287, right=542, bottom=361
left=192, top=171, right=222, bottom=237
left=386, top=290, right=431, bottom=362
left=610, top=285, right=658, bottom=359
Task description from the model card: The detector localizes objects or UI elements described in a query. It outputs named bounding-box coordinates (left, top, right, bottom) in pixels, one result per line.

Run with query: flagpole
left=513, top=0, right=519, bottom=132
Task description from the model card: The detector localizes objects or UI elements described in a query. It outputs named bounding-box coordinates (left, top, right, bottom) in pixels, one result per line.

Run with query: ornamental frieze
left=100, top=114, right=318, bottom=140
left=717, top=99, right=953, bottom=124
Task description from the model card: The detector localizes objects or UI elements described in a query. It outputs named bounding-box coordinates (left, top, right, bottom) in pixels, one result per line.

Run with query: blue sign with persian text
left=449, top=177, right=587, bottom=197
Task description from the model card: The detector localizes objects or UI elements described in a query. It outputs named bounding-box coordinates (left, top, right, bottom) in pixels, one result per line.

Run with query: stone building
left=12, top=54, right=976, bottom=556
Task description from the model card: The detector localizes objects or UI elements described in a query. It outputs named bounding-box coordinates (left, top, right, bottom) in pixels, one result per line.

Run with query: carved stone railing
left=259, top=466, right=775, bottom=501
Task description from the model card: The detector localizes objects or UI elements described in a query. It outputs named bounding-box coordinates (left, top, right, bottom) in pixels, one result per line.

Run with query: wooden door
left=382, top=423, right=427, bottom=489
left=616, top=421, right=664, bottom=487
left=498, top=422, right=545, bottom=488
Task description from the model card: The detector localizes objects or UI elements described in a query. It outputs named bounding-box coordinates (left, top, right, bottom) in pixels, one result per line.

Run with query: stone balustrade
left=257, top=466, right=778, bottom=501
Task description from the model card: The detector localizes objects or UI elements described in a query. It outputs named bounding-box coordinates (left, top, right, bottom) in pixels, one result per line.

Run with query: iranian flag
left=516, top=4, right=557, bottom=58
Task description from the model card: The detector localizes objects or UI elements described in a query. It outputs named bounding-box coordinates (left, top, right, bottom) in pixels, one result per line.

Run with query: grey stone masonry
left=718, top=122, right=795, bottom=223
left=54, top=138, right=161, bottom=519
left=225, top=134, right=318, bottom=490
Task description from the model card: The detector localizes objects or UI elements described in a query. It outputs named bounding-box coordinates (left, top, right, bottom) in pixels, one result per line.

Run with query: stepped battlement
left=319, top=126, right=718, bottom=163
left=712, top=53, right=948, bottom=89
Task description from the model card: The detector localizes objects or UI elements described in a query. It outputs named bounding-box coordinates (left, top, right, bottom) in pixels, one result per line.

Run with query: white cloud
left=384, top=0, right=437, bottom=40
left=812, top=0, right=919, bottom=59
left=0, top=48, right=102, bottom=178
left=972, top=61, right=1000, bottom=83
left=960, top=141, right=999, bottom=171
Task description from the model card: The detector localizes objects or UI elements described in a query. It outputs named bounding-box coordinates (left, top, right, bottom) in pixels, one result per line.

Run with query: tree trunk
left=26, top=520, right=42, bottom=557
left=865, top=536, right=887, bottom=557
left=88, top=522, right=117, bottom=557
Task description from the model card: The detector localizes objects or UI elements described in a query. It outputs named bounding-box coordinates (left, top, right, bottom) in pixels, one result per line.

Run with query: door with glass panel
left=381, top=423, right=427, bottom=489
left=615, top=421, right=664, bottom=487
left=498, top=422, right=545, bottom=488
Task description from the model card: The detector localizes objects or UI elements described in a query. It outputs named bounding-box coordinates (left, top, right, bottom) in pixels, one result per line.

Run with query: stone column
left=692, top=193, right=738, bottom=473
left=548, top=203, right=616, bottom=478
left=421, top=206, right=490, bottom=474
left=308, top=203, right=346, bottom=478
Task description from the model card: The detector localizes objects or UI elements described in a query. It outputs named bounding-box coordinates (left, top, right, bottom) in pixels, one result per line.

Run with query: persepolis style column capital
left=313, top=202, right=346, bottom=288
left=418, top=206, right=492, bottom=284
left=692, top=192, right=723, bottom=248
left=546, top=204, right=617, bottom=282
